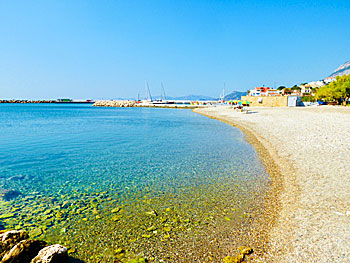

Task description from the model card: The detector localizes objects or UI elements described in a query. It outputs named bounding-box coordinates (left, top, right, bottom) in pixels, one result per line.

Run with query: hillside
left=224, top=91, right=247, bottom=100
left=329, top=61, right=350, bottom=78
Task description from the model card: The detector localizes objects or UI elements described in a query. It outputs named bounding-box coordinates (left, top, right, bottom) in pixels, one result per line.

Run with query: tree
left=315, top=74, right=350, bottom=101
left=277, top=86, right=286, bottom=90
left=291, top=85, right=301, bottom=91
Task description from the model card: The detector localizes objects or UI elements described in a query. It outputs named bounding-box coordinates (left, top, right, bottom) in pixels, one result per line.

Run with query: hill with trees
left=224, top=91, right=247, bottom=100
left=316, top=74, right=350, bottom=102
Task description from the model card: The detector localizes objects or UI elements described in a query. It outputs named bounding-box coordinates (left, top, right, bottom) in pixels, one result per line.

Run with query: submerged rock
left=31, top=244, right=68, bottom=263
left=1, top=239, right=46, bottom=263
left=0, top=189, right=22, bottom=201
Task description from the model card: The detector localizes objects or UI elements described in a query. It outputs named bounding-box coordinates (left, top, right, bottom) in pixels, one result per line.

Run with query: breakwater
left=93, top=100, right=137, bottom=107
left=0, top=100, right=55, bottom=103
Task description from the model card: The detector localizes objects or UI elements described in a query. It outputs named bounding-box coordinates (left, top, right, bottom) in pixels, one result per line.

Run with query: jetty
left=0, top=99, right=94, bottom=104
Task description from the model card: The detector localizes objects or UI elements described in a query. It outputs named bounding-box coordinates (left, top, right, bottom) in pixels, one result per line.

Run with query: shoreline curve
left=193, top=107, right=300, bottom=262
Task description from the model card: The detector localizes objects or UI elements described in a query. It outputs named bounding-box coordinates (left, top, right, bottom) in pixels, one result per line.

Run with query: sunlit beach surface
left=195, top=106, right=350, bottom=262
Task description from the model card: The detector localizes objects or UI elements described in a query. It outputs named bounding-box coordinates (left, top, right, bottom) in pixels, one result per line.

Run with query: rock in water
left=0, top=189, right=22, bottom=201
left=0, top=230, right=29, bottom=258
left=31, top=244, right=68, bottom=263
left=1, top=240, right=46, bottom=263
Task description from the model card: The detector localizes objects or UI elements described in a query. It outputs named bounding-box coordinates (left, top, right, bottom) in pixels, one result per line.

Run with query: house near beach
left=244, top=86, right=300, bottom=107
left=249, top=87, right=281, bottom=96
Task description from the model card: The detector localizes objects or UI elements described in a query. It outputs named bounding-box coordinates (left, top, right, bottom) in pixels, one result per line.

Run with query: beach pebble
left=238, top=246, right=253, bottom=256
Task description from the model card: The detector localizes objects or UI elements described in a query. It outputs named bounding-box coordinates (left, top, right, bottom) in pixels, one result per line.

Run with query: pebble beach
left=194, top=106, right=350, bottom=262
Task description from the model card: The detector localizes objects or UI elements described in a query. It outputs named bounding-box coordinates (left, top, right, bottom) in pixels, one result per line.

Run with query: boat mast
left=161, top=82, right=166, bottom=100
left=145, top=80, right=153, bottom=101
left=221, top=82, right=226, bottom=100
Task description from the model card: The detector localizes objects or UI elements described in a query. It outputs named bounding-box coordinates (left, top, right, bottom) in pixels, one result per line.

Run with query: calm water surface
left=0, top=104, right=269, bottom=262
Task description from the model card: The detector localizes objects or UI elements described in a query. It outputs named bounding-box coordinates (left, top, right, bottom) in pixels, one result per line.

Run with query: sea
left=0, top=104, right=270, bottom=262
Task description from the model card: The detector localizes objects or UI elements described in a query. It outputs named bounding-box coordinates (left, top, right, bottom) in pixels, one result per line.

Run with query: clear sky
left=1, top=0, right=350, bottom=100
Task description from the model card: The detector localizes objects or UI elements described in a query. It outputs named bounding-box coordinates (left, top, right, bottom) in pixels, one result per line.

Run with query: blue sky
left=0, top=0, right=349, bottom=99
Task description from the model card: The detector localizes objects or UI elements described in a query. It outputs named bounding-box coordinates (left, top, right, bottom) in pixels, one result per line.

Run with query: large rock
left=31, top=244, right=68, bottom=263
left=0, top=230, right=29, bottom=258
left=1, top=239, right=47, bottom=263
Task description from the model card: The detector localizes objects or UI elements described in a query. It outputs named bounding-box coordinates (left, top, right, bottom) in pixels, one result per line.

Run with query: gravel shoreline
left=194, top=106, right=350, bottom=262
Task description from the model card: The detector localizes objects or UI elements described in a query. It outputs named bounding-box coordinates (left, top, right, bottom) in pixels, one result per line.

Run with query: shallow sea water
left=0, top=104, right=269, bottom=262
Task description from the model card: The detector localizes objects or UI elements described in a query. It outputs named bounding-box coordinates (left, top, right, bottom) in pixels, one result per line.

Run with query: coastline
left=194, top=106, right=350, bottom=262
left=193, top=107, right=293, bottom=262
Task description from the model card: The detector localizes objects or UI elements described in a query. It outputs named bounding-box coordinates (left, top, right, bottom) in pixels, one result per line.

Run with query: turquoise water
left=0, top=104, right=269, bottom=262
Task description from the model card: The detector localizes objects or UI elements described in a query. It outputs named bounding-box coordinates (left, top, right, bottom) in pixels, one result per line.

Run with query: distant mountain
left=224, top=91, right=247, bottom=100
left=329, top=61, right=350, bottom=78
left=167, top=95, right=216, bottom=101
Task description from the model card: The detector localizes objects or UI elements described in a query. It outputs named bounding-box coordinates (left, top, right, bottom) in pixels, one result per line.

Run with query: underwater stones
left=111, top=207, right=121, bottom=213
left=145, top=210, right=158, bottom=217
left=29, top=228, right=43, bottom=239
left=55, top=212, right=64, bottom=219
left=127, top=257, right=147, bottom=263
left=61, top=201, right=69, bottom=209
left=43, top=209, right=53, bottom=216
left=0, top=214, right=15, bottom=220
left=114, top=248, right=125, bottom=260
left=163, top=227, right=171, bottom=232
left=1, top=239, right=47, bottom=263
left=0, top=189, right=22, bottom=201
left=92, top=208, right=98, bottom=215
left=31, top=244, right=68, bottom=263
left=114, top=248, right=125, bottom=254
left=146, top=226, right=157, bottom=232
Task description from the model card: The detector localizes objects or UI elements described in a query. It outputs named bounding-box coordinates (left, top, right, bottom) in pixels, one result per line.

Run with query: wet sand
left=194, top=106, right=350, bottom=262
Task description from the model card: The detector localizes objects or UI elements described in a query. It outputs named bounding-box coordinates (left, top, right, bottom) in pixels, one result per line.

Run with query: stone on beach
left=31, top=244, right=68, bottom=263
left=0, top=230, right=29, bottom=258
left=1, top=239, right=47, bottom=263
